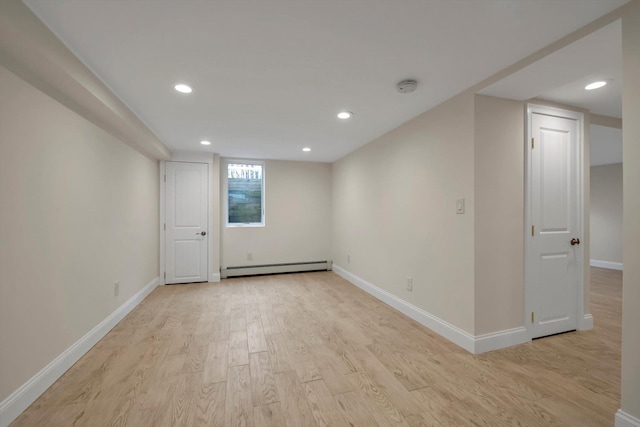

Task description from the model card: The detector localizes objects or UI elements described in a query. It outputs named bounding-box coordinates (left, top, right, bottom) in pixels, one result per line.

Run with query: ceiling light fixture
left=174, top=83, right=193, bottom=94
left=337, top=111, right=353, bottom=119
left=200, top=140, right=211, bottom=146
left=302, top=147, right=311, bottom=152
left=585, top=81, right=608, bottom=91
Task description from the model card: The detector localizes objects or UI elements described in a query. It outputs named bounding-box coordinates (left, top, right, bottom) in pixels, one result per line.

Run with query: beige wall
left=0, top=66, right=159, bottom=401
left=473, top=95, right=525, bottom=335
left=212, top=155, right=221, bottom=275
left=621, top=0, right=640, bottom=419
left=331, top=90, right=594, bottom=341
left=222, top=159, right=332, bottom=268
left=590, top=163, right=623, bottom=264
left=332, top=91, right=476, bottom=334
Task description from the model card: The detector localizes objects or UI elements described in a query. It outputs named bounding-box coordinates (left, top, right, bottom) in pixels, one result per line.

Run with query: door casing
left=524, top=103, right=587, bottom=340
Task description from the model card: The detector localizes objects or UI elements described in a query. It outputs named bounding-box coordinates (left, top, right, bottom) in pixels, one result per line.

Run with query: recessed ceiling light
left=174, top=84, right=193, bottom=94
left=200, top=140, right=211, bottom=146
left=337, top=111, right=353, bottom=120
left=302, top=147, right=311, bottom=152
left=585, top=81, right=607, bottom=90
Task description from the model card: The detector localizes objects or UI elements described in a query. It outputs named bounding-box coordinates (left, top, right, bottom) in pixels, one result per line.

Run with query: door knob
left=196, top=231, right=207, bottom=236
left=570, top=238, right=580, bottom=246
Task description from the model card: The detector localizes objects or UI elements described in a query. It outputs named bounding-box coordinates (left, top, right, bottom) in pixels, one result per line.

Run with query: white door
left=527, top=108, right=582, bottom=338
left=166, top=162, right=208, bottom=284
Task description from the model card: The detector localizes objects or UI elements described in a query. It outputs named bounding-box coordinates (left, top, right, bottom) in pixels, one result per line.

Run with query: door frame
left=160, top=152, right=219, bottom=285
left=524, top=103, right=587, bottom=340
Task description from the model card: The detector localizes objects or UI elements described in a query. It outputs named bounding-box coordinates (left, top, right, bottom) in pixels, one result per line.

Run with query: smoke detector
left=397, top=79, right=418, bottom=94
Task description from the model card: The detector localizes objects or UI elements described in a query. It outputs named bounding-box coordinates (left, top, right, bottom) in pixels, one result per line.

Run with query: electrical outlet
left=347, top=254, right=351, bottom=263
left=114, top=281, right=120, bottom=297
left=247, top=252, right=253, bottom=261
left=406, top=277, right=413, bottom=292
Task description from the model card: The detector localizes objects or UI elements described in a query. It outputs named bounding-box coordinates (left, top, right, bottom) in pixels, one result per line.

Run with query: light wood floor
left=12, top=267, right=622, bottom=427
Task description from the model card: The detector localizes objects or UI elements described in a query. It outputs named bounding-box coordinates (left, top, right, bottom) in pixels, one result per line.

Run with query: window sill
left=226, top=223, right=265, bottom=228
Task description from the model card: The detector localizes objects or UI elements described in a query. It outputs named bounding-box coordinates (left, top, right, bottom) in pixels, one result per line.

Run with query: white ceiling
left=479, top=19, right=624, bottom=166
left=480, top=20, right=622, bottom=118
left=24, top=0, right=628, bottom=162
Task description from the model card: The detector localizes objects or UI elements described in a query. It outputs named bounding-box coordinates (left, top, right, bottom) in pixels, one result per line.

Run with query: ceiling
left=24, top=0, right=628, bottom=162
left=479, top=19, right=623, bottom=166
left=480, top=20, right=623, bottom=118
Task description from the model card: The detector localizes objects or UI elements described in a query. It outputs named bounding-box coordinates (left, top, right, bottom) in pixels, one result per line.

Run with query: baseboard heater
left=221, top=260, right=332, bottom=278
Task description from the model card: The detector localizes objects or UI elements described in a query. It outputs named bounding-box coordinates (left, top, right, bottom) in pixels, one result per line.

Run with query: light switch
left=456, top=198, right=465, bottom=214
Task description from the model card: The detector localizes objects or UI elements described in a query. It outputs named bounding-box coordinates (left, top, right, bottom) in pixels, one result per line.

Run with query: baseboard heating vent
left=221, top=260, right=332, bottom=278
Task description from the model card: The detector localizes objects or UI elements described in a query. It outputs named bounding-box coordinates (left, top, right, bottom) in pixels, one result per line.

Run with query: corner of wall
left=212, top=154, right=221, bottom=278
left=620, top=0, right=640, bottom=419
left=472, top=94, right=526, bottom=336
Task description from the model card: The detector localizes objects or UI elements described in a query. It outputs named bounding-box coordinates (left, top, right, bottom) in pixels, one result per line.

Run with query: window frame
left=223, top=159, right=266, bottom=228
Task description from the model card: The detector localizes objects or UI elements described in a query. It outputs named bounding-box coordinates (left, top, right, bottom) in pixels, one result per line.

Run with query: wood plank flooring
left=11, top=267, right=622, bottom=426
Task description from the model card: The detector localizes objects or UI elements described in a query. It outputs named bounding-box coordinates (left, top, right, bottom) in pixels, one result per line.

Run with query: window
left=226, top=161, right=264, bottom=226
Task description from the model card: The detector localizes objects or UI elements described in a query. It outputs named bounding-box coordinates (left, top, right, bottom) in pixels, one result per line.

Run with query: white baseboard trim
left=0, top=276, right=160, bottom=427
left=616, top=410, right=640, bottom=427
left=210, top=272, right=221, bottom=283
left=580, top=313, right=594, bottom=330
left=590, top=259, right=623, bottom=270
left=331, top=264, right=475, bottom=353
left=474, top=327, right=529, bottom=354
left=332, top=265, right=528, bottom=354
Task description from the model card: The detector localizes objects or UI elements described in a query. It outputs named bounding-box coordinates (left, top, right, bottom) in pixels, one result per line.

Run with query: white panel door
left=529, top=112, right=581, bottom=338
left=166, top=162, right=208, bottom=284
